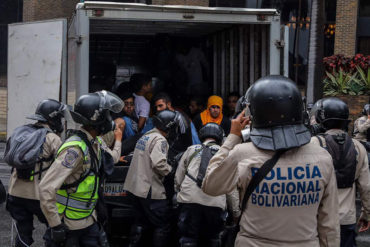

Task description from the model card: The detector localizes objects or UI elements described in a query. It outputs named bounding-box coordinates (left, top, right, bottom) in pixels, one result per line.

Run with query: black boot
left=128, top=226, right=144, bottom=247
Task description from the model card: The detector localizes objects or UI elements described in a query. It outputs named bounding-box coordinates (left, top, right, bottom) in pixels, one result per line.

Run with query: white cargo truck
left=7, top=2, right=288, bottom=244
left=7, top=1, right=287, bottom=136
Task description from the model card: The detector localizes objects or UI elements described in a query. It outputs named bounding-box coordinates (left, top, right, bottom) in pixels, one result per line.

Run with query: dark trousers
left=340, top=224, right=357, bottom=247
left=129, top=193, right=171, bottom=247
left=178, top=203, right=225, bottom=243
left=6, top=195, right=48, bottom=247
left=44, top=222, right=100, bottom=247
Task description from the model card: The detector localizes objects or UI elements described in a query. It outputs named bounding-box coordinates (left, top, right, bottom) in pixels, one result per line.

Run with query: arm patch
left=61, top=149, right=79, bottom=168
left=161, top=141, right=167, bottom=154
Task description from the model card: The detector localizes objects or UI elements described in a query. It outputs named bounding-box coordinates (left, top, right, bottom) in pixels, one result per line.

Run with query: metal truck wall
left=7, top=19, right=67, bottom=136
left=211, top=24, right=270, bottom=98
left=67, top=15, right=77, bottom=107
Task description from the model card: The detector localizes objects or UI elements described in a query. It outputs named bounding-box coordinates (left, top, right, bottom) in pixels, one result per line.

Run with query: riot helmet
left=233, top=97, right=245, bottom=118
left=70, top=91, right=124, bottom=135
left=362, top=104, right=370, bottom=116
left=198, top=123, right=224, bottom=145
left=247, top=75, right=311, bottom=151
left=27, top=99, right=67, bottom=133
left=315, top=97, right=350, bottom=130
left=153, top=110, right=177, bottom=133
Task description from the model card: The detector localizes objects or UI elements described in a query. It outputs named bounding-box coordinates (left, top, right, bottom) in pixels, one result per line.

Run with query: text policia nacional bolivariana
left=250, top=164, right=323, bottom=207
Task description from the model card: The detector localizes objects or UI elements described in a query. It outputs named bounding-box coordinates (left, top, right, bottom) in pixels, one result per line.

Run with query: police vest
left=55, top=136, right=101, bottom=220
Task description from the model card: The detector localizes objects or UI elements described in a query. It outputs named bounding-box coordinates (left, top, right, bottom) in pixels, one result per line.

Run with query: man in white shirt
left=131, top=73, right=152, bottom=131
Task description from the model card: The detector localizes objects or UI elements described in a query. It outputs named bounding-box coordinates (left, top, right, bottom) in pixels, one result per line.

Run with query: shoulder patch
left=209, top=146, right=220, bottom=155
left=161, top=141, right=167, bottom=154
left=61, top=149, right=79, bottom=168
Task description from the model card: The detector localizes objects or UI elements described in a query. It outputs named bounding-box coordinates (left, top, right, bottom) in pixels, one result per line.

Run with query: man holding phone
left=202, top=75, right=340, bottom=247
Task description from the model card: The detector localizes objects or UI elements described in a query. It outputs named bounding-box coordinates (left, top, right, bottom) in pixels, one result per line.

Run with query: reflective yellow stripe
left=56, top=194, right=96, bottom=210
left=56, top=136, right=99, bottom=220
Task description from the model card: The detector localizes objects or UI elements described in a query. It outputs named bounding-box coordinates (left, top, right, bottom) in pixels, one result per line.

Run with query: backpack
left=4, top=124, right=52, bottom=181
left=316, top=133, right=357, bottom=188
left=185, top=142, right=219, bottom=187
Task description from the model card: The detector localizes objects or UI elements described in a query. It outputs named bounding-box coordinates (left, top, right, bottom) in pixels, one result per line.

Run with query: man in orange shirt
left=193, top=95, right=231, bottom=135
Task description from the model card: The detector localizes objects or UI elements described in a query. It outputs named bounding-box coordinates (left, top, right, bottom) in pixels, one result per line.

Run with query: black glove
left=51, top=223, right=68, bottom=244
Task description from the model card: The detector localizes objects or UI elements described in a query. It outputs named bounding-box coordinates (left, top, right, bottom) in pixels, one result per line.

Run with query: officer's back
left=124, top=127, right=171, bottom=199
left=6, top=99, right=65, bottom=247
left=311, top=97, right=370, bottom=247
left=202, top=75, right=340, bottom=247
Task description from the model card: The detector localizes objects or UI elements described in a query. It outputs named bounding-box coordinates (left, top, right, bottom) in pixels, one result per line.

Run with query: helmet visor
left=98, top=90, right=124, bottom=113
left=60, top=104, right=74, bottom=123
left=242, top=85, right=254, bottom=118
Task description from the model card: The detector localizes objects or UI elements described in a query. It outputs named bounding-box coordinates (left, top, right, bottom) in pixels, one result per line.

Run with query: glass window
left=358, top=37, right=370, bottom=55
left=325, top=0, right=337, bottom=22
left=359, top=0, right=370, bottom=17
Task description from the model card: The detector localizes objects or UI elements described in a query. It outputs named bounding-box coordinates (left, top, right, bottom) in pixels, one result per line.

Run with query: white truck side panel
left=7, top=19, right=66, bottom=136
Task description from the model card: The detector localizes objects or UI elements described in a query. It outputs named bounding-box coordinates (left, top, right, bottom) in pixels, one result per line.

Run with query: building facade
left=0, top=0, right=368, bottom=139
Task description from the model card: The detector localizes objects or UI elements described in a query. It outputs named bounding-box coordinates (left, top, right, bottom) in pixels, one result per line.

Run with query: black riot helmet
left=247, top=75, right=311, bottom=151
left=27, top=99, right=67, bottom=133
left=198, top=123, right=224, bottom=145
left=362, top=104, right=370, bottom=116
left=153, top=110, right=177, bottom=133
left=315, top=97, right=350, bottom=130
left=70, top=91, right=124, bottom=135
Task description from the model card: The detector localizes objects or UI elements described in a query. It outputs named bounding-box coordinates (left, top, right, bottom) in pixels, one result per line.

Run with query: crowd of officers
left=3, top=74, right=370, bottom=247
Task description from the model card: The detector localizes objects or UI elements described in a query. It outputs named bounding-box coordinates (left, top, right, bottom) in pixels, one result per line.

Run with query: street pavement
left=0, top=142, right=370, bottom=246
left=0, top=142, right=45, bottom=247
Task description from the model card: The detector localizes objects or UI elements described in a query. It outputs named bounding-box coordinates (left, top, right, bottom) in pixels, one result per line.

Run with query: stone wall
left=337, top=95, right=370, bottom=133
left=23, top=0, right=79, bottom=22
left=152, top=0, right=209, bottom=6
left=334, top=0, right=358, bottom=56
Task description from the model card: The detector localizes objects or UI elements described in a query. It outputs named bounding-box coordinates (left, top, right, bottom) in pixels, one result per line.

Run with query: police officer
left=153, top=92, right=199, bottom=207
left=39, top=91, right=123, bottom=246
left=175, top=123, right=240, bottom=247
left=153, top=92, right=196, bottom=151
left=6, top=99, right=66, bottom=247
left=354, top=104, right=370, bottom=142
left=202, top=75, right=340, bottom=247
left=312, top=97, right=370, bottom=247
left=123, top=110, right=177, bottom=247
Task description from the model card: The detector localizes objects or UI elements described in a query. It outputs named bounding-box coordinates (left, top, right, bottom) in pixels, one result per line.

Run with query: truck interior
left=88, top=19, right=272, bottom=110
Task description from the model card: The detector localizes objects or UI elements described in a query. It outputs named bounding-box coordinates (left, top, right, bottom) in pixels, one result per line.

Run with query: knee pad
left=129, top=225, right=144, bottom=247
left=179, top=237, right=197, bottom=247
left=181, top=243, right=197, bottom=247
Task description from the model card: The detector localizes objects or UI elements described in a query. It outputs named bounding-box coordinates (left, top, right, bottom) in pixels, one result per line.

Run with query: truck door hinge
left=274, top=40, right=285, bottom=48
left=76, top=36, right=83, bottom=45
left=68, top=36, right=83, bottom=45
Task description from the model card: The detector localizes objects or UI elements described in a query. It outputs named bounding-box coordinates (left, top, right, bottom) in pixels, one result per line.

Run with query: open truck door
left=7, top=19, right=67, bottom=137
